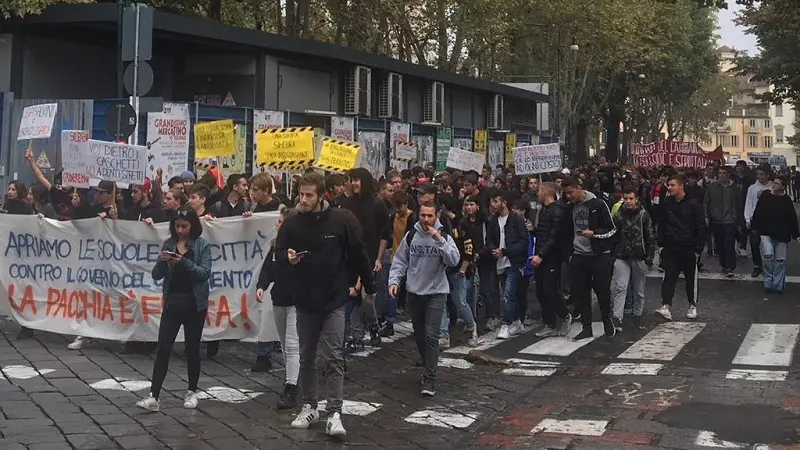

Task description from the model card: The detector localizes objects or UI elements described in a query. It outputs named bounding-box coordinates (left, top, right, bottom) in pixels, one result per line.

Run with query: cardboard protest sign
left=446, top=147, right=485, bottom=173
left=0, top=214, right=279, bottom=342
left=194, top=119, right=236, bottom=159
left=86, top=140, right=148, bottom=185
left=513, top=143, right=562, bottom=175
left=18, top=103, right=58, bottom=140
left=255, top=127, right=315, bottom=170
left=60, top=130, right=90, bottom=188
left=315, top=138, right=360, bottom=173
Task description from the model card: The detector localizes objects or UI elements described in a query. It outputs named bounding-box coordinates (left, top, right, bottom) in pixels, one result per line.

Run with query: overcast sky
left=717, top=4, right=759, bottom=55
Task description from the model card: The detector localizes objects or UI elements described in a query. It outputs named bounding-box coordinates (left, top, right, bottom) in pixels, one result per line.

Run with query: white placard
left=146, top=102, right=190, bottom=187
left=86, top=139, right=148, bottom=185
left=331, top=116, right=355, bottom=141
left=446, top=147, right=485, bottom=173
left=18, top=103, right=58, bottom=140
left=252, top=110, right=285, bottom=173
left=390, top=122, right=410, bottom=144
left=0, top=214, right=277, bottom=342
left=395, top=142, right=417, bottom=161
left=513, top=143, right=562, bottom=175
left=60, top=130, right=91, bottom=188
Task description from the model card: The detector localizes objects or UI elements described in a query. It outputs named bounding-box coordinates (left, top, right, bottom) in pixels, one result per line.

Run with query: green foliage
left=0, top=0, right=92, bottom=18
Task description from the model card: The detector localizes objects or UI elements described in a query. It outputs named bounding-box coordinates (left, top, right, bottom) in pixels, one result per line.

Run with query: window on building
left=748, top=135, right=759, bottom=148
left=765, top=119, right=771, bottom=128
left=731, top=135, right=739, bottom=148
left=749, top=119, right=757, bottom=128
left=764, top=136, right=773, bottom=148
left=776, top=125, right=785, bottom=143
left=776, top=103, right=783, bottom=117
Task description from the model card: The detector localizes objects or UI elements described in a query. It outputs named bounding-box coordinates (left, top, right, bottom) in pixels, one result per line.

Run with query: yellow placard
left=474, top=129, right=488, bottom=155
left=505, top=133, right=517, bottom=165
left=315, top=138, right=360, bottom=172
left=194, top=120, right=235, bottom=159
left=256, top=128, right=315, bottom=166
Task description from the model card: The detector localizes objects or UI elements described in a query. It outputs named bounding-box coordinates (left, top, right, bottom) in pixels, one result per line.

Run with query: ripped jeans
left=760, top=236, right=788, bottom=292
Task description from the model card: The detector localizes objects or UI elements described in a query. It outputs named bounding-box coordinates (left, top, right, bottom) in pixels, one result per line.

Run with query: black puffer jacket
left=534, top=200, right=569, bottom=262
left=614, top=205, right=656, bottom=263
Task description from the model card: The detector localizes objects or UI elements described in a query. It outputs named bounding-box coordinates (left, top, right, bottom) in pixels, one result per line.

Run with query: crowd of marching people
left=4, top=146, right=800, bottom=438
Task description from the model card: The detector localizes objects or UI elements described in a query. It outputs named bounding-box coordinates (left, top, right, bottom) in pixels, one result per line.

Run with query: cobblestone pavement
left=1, top=252, right=800, bottom=449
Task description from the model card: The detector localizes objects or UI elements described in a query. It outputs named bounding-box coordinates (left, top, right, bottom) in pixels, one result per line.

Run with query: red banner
left=631, top=141, right=723, bottom=167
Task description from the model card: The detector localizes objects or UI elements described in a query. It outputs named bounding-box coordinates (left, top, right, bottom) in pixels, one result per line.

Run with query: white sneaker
left=686, top=305, right=698, bottom=320
left=655, top=305, right=672, bottom=321
left=326, top=412, right=347, bottom=437
left=290, top=404, right=320, bottom=429
left=183, top=391, right=200, bottom=409
left=135, top=393, right=159, bottom=412
left=509, top=320, right=524, bottom=336
left=67, top=336, right=87, bottom=350
left=558, top=314, right=573, bottom=337
left=467, top=328, right=479, bottom=348
left=497, top=324, right=510, bottom=340
left=438, top=334, right=451, bottom=350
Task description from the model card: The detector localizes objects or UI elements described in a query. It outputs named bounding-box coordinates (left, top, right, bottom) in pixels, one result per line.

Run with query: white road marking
left=502, top=367, right=558, bottom=377
left=1, top=365, right=56, bottom=380
left=438, top=358, right=474, bottom=370
left=725, top=369, right=788, bottom=381
left=601, top=363, right=664, bottom=376
left=518, top=322, right=604, bottom=356
left=618, top=322, right=706, bottom=361
left=445, top=325, right=535, bottom=355
left=316, top=400, right=382, bottom=416
left=404, top=409, right=479, bottom=429
left=196, top=386, right=262, bottom=403
left=89, top=378, right=150, bottom=392
left=694, top=430, right=745, bottom=448
left=531, top=418, right=608, bottom=436
left=732, top=324, right=800, bottom=367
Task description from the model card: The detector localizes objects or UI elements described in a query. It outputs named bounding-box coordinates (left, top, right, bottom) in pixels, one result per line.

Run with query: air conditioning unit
left=344, top=65, right=372, bottom=116
left=423, top=81, right=444, bottom=124
left=487, top=94, right=504, bottom=129
left=378, top=73, right=403, bottom=119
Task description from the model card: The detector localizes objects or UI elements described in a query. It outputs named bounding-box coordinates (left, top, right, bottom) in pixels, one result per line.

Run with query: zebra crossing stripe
left=617, top=322, right=706, bottom=361
left=601, top=363, right=663, bottom=376
left=518, top=322, right=605, bottom=357
left=445, top=324, right=536, bottom=355
left=732, top=324, right=800, bottom=367
left=725, top=369, right=788, bottom=381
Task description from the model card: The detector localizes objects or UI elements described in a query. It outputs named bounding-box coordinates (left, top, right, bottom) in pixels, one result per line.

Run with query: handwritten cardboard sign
left=446, top=147, right=485, bottom=173
left=194, top=119, right=236, bottom=159
left=513, top=143, right=562, bottom=175
left=18, top=103, right=58, bottom=140
left=86, top=140, right=148, bottom=185
left=60, top=130, right=90, bottom=188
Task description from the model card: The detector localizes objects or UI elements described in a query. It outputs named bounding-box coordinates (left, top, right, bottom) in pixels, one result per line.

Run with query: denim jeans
left=440, top=272, right=476, bottom=334
left=407, top=293, right=447, bottom=383
left=611, top=259, right=647, bottom=319
left=499, top=268, right=522, bottom=325
left=256, top=341, right=275, bottom=358
left=760, top=236, right=788, bottom=292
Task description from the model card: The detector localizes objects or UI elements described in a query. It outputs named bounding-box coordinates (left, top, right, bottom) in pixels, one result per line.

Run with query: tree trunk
left=285, top=0, right=296, bottom=36
left=207, top=0, right=222, bottom=20
left=605, top=101, right=624, bottom=162
left=436, top=0, right=448, bottom=68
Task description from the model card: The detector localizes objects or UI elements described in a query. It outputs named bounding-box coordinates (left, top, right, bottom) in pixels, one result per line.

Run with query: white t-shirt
left=496, top=213, right=511, bottom=273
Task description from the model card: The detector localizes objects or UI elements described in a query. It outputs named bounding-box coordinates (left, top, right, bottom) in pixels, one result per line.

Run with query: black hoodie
left=337, top=168, right=389, bottom=262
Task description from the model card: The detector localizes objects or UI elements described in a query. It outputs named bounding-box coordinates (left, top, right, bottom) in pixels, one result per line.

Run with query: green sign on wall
left=435, top=127, right=452, bottom=171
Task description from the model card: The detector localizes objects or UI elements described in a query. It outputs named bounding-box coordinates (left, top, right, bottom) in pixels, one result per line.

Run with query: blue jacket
left=152, top=237, right=212, bottom=311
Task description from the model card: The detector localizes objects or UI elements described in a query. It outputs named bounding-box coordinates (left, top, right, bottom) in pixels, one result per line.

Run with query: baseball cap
left=96, top=180, right=116, bottom=193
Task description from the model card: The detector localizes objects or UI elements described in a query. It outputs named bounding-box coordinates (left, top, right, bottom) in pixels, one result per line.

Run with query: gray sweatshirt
left=388, top=221, right=461, bottom=296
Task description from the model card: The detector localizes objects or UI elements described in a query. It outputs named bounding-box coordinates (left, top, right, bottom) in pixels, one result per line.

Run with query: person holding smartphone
left=136, top=206, right=212, bottom=412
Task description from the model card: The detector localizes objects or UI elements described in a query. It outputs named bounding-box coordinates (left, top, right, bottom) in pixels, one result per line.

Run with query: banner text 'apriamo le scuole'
left=0, top=214, right=280, bottom=342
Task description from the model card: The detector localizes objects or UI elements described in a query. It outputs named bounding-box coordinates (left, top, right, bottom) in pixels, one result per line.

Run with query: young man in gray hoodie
left=388, top=201, right=461, bottom=397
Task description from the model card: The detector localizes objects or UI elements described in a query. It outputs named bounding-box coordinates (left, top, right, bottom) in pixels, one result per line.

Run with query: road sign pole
left=131, top=4, right=141, bottom=146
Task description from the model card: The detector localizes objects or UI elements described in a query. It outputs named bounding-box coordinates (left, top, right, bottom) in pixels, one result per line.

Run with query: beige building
left=713, top=46, right=775, bottom=164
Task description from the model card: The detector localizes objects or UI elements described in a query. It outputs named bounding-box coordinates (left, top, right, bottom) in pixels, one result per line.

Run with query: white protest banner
left=252, top=110, right=285, bottom=173
left=18, top=103, right=58, bottom=140
left=331, top=116, right=355, bottom=141
left=0, top=214, right=278, bottom=342
left=60, top=130, right=90, bottom=188
left=146, top=102, right=190, bottom=188
left=513, top=143, right=562, bottom=175
left=86, top=140, right=148, bottom=185
left=446, top=147, right=485, bottom=173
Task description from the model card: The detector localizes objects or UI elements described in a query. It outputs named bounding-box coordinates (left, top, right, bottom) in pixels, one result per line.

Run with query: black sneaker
left=16, top=327, right=34, bottom=340
left=380, top=322, right=395, bottom=337
left=206, top=341, right=220, bottom=358
left=344, top=339, right=365, bottom=355
left=573, top=327, right=593, bottom=341
left=250, top=355, right=272, bottom=373
left=751, top=267, right=762, bottom=278
left=369, top=325, right=382, bottom=347
left=421, top=379, right=436, bottom=397
left=276, top=384, right=298, bottom=410
left=612, top=317, right=623, bottom=332
left=603, top=320, right=616, bottom=338
left=571, top=312, right=582, bottom=322
left=726, top=270, right=735, bottom=279
left=633, top=316, right=646, bottom=330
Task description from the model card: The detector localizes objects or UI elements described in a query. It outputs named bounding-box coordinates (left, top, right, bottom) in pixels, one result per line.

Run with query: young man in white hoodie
left=388, top=201, right=460, bottom=397
left=744, top=164, right=773, bottom=278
